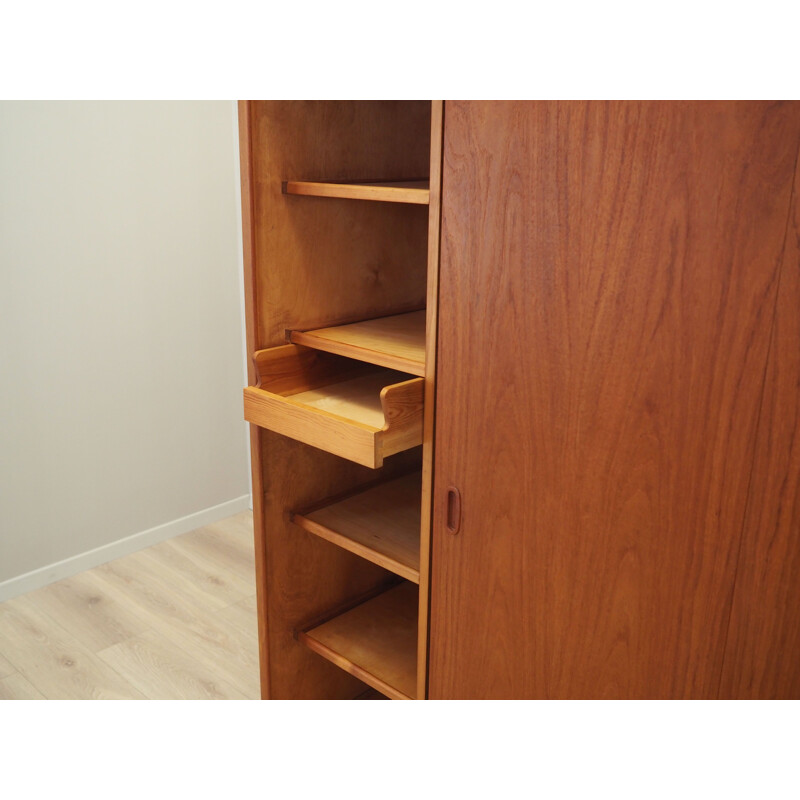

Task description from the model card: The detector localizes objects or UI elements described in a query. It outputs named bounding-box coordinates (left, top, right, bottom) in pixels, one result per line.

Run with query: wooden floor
left=0, top=511, right=259, bottom=700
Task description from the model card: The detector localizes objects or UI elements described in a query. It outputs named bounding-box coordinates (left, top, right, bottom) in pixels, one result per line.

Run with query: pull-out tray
left=243, top=344, right=423, bottom=468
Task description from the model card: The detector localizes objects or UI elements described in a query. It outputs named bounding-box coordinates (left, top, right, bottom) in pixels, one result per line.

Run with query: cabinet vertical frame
left=417, top=100, right=444, bottom=701
left=238, top=101, right=440, bottom=699
left=238, top=100, right=271, bottom=699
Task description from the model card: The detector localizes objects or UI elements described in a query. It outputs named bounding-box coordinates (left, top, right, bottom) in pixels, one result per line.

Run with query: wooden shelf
left=243, top=345, right=423, bottom=468
left=289, top=311, right=426, bottom=377
left=292, top=472, right=422, bottom=582
left=284, top=179, right=430, bottom=205
left=298, top=582, right=418, bottom=700
left=353, top=688, right=389, bottom=700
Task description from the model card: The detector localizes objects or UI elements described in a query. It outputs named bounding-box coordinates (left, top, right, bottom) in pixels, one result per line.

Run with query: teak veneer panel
left=289, top=311, right=427, bottom=377
left=298, top=581, right=418, bottom=700
left=719, top=145, right=800, bottom=698
left=292, top=472, right=423, bottom=582
left=429, top=101, right=800, bottom=699
left=284, top=180, right=430, bottom=205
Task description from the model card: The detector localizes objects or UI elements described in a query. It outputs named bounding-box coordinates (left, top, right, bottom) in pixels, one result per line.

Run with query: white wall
left=0, top=101, right=250, bottom=600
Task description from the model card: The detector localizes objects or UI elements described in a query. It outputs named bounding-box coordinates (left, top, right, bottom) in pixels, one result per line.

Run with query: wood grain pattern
left=254, top=432, right=421, bottom=698
left=719, top=143, right=800, bottom=698
left=0, top=672, right=46, bottom=700
left=284, top=180, right=430, bottom=204
left=0, top=596, right=145, bottom=699
left=174, top=514, right=256, bottom=585
left=245, top=385, right=379, bottom=466
left=298, top=581, right=418, bottom=700
left=0, top=650, right=17, bottom=680
left=429, top=101, right=800, bottom=699
left=0, top=512, right=259, bottom=700
left=156, top=538, right=254, bottom=604
left=89, top=550, right=260, bottom=698
left=19, top=572, right=151, bottom=653
left=214, top=595, right=258, bottom=641
left=354, top=687, right=389, bottom=699
left=290, top=371, right=407, bottom=430
left=292, top=472, right=422, bottom=582
left=289, top=311, right=426, bottom=376
left=97, top=629, right=251, bottom=700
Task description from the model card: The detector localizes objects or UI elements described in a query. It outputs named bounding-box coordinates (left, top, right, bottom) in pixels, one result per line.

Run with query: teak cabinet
left=239, top=101, right=800, bottom=699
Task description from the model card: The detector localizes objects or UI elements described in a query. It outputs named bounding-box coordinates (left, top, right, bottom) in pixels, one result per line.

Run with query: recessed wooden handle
left=446, top=487, right=461, bottom=535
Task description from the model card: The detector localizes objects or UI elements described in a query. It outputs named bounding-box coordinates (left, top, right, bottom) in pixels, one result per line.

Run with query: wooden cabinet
left=239, top=100, right=800, bottom=699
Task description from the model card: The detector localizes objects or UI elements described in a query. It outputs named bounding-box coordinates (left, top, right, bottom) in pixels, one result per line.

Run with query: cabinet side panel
left=429, top=101, right=800, bottom=699
left=719, top=143, right=800, bottom=698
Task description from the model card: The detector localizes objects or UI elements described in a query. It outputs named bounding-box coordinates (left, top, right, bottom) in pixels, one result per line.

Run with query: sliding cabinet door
left=719, top=147, right=800, bottom=699
left=428, top=101, right=800, bottom=698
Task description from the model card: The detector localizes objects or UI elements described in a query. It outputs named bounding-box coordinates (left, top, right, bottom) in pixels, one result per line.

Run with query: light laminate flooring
left=0, top=511, right=259, bottom=700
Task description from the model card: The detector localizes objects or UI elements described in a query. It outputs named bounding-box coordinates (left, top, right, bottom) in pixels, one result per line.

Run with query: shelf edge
left=289, top=329, right=426, bottom=377
left=297, top=630, right=414, bottom=700
left=283, top=179, right=430, bottom=205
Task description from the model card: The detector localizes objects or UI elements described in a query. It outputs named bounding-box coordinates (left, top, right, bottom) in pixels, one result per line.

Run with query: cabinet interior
left=240, top=100, right=441, bottom=699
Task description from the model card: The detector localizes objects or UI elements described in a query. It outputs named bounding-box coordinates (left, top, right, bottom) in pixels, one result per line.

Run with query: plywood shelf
left=298, top=582, right=418, bottom=700
left=289, top=311, right=426, bottom=377
left=292, top=472, right=422, bottom=582
left=284, top=179, right=430, bottom=205
left=243, top=345, right=423, bottom=469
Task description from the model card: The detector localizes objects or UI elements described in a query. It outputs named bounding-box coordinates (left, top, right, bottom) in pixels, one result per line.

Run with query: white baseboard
left=0, top=495, right=252, bottom=604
